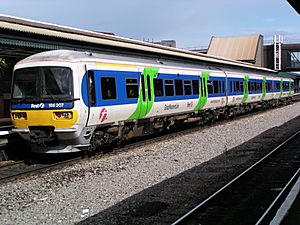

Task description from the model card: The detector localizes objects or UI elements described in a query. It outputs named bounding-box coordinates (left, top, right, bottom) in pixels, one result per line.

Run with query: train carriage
left=10, top=50, right=294, bottom=153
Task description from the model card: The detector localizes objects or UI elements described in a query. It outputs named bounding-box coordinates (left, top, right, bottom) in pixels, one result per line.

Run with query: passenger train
left=10, top=50, right=294, bottom=153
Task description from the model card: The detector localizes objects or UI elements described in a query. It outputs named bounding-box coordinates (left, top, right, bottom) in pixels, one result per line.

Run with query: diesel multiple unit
left=10, top=50, right=293, bottom=153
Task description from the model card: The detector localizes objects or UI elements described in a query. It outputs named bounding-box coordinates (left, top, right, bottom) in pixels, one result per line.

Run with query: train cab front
left=10, top=66, right=81, bottom=153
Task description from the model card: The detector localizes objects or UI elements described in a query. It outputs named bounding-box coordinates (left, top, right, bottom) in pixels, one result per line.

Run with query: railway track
left=171, top=129, right=300, bottom=225
left=0, top=101, right=298, bottom=185
left=0, top=156, right=85, bottom=184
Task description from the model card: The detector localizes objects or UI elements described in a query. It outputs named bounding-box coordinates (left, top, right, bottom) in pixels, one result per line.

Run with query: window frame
left=164, top=79, right=175, bottom=96
left=184, top=80, right=192, bottom=95
left=100, top=76, right=117, bottom=100
left=125, top=77, right=139, bottom=99
left=175, top=79, right=183, bottom=96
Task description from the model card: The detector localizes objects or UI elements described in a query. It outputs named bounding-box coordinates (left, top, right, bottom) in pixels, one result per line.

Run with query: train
left=10, top=50, right=294, bottom=153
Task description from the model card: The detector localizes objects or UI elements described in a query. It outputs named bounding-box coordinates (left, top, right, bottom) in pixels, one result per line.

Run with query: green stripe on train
left=261, top=76, right=266, bottom=101
left=280, top=79, right=283, bottom=97
left=194, top=72, right=209, bottom=111
left=241, top=75, right=249, bottom=104
left=128, top=68, right=159, bottom=119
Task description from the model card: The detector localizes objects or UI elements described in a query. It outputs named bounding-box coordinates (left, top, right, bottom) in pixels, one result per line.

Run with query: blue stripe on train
left=81, top=69, right=228, bottom=107
left=11, top=102, right=74, bottom=110
left=81, top=69, right=288, bottom=108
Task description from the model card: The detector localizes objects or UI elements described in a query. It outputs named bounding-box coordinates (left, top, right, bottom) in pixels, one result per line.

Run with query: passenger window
left=154, top=78, right=163, bottom=97
left=222, top=81, right=225, bottom=93
left=258, top=82, right=262, bottom=91
left=250, top=82, right=255, bottom=92
left=165, top=79, right=174, bottom=96
left=184, top=80, right=192, bottom=95
left=285, top=83, right=289, bottom=90
left=255, top=82, right=260, bottom=91
left=175, top=79, right=183, bottom=96
left=240, top=82, right=244, bottom=92
left=126, top=78, right=138, bottom=98
left=213, top=80, right=219, bottom=94
left=234, top=81, right=239, bottom=93
left=192, top=80, right=199, bottom=95
left=207, top=80, right=213, bottom=94
left=101, top=77, right=117, bottom=100
left=267, top=82, right=271, bottom=91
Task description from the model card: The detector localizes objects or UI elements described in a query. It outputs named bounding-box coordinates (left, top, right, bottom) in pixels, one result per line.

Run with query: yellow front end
left=11, top=109, right=79, bottom=129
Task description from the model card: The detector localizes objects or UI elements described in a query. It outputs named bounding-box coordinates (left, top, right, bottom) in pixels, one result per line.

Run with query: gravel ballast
left=1, top=102, right=300, bottom=225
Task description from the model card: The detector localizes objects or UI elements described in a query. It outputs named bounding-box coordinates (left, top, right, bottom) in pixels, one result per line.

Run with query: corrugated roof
left=207, top=35, right=261, bottom=61
left=0, top=14, right=275, bottom=73
left=0, top=37, right=60, bottom=49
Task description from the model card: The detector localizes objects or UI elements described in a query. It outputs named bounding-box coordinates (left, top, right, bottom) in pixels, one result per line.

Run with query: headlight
left=53, top=111, right=73, bottom=120
left=11, top=112, right=27, bottom=120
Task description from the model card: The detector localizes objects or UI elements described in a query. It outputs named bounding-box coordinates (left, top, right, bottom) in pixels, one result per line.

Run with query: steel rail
left=171, top=129, right=300, bottom=225
left=0, top=156, right=84, bottom=184
left=255, top=168, right=300, bottom=225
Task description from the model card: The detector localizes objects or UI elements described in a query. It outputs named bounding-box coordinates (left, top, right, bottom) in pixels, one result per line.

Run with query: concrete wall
left=255, top=36, right=264, bottom=67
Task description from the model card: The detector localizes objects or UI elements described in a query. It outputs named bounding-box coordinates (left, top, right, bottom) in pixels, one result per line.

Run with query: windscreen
left=12, top=67, right=73, bottom=102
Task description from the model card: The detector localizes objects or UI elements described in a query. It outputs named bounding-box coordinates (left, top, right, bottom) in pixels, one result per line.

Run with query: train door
left=194, top=72, right=209, bottom=110
left=85, top=69, right=96, bottom=126
left=289, top=80, right=292, bottom=96
left=280, top=79, right=283, bottom=97
left=242, top=75, right=249, bottom=103
left=128, top=67, right=159, bottom=119
left=261, top=76, right=266, bottom=101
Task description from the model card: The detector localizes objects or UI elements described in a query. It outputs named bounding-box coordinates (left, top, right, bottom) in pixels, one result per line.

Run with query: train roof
left=17, top=49, right=279, bottom=77
left=1, top=14, right=277, bottom=74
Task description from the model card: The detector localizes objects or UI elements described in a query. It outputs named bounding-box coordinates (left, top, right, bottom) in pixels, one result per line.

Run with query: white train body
left=10, top=50, right=294, bottom=153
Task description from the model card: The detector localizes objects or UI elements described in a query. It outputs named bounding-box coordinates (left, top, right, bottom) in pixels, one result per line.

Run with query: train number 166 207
left=49, top=103, right=64, bottom=108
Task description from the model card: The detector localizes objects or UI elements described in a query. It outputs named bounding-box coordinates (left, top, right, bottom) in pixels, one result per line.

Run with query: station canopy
left=0, top=14, right=275, bottom=73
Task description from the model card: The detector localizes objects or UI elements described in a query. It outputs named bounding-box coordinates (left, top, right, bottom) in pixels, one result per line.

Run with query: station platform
left=0, top=118, right=12, bottom=142
left=0, top=118, right=12, bottom=130
left=0, top=118, right=11, bottom=160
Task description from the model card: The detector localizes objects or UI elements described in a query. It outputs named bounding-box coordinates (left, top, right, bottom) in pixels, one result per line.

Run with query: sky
left=1, top=0, right=299, bottom=49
